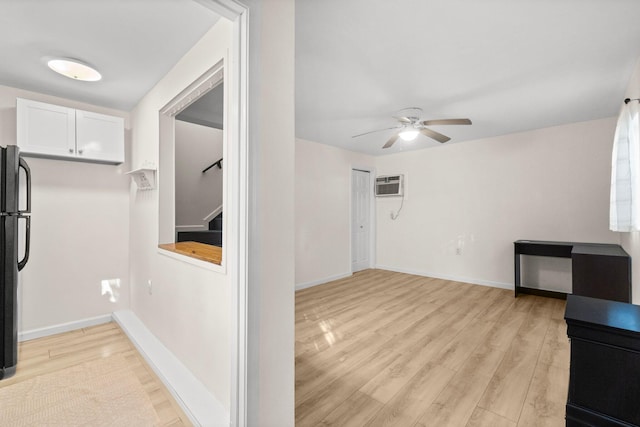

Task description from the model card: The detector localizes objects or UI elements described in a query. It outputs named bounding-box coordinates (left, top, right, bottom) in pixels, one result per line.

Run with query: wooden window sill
left=158, top=242, right=222, bottom=265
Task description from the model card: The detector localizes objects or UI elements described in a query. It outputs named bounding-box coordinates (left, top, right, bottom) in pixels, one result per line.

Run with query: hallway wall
left=128, top=19, right=232, bottom=411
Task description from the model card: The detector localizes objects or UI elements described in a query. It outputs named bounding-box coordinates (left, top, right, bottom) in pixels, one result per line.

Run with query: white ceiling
left=0, top=0, right=220, bottom=111
left=296, top=0, right=640, bottom=155
left=2, top=0, right=639, bottom=156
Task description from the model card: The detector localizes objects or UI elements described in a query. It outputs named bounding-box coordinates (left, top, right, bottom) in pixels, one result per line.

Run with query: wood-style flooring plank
left=517, top=362, right=569, bottom=427
left=3, top=322, right=191, bottom=426
left=364, top=362, right=455, bottom=426
left=477, top=313, right=551, bottom=421
left=414, top=343, right=507, bottom=427
left=431, top=319, right=496, bottom=372
left=466, top=407, right=516, bottom=427
left=317, top=390, right=384, bottom=427
left=483, top=309, right=528, bottom=351
left=296, top=332, right=388, bottom=405
left=295, top=270, right=569, bottom=427
left=474, top=288, right=515, bottom=322
left=296, top=345, right=401, bottom=426
left=537, top=319, right=570, bottom=370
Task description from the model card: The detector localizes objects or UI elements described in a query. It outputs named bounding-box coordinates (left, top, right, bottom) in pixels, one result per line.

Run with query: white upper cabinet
left=75, top=110, right=124, bottom=163
left=16, top=99, right=75, bottom=158
left=17, top=98, right=124, bottom=165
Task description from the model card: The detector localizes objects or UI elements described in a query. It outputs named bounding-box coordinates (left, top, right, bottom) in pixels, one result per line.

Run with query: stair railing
left=202, top=158, right=222, bottom=173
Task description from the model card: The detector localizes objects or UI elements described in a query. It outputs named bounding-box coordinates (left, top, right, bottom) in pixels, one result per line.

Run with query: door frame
left=195, top=1, right=249, bottom=426
left=350, top=166, right=376, bottom=273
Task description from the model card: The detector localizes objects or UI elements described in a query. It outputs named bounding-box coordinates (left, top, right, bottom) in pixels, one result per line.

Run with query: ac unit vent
left=375, top=175, right=403, bottom=197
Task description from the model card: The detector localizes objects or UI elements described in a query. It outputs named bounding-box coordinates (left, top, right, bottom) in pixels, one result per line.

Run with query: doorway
left=351, top=169, right=372, bottom=272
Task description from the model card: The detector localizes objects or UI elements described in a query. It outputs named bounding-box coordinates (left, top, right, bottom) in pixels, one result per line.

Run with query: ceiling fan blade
left=382, top=134, right=399, bottom=149
left=420, top=128, right=451, bottom=143
left=421, top=118, right=472, bottom=126
left=392, top=116, right=412, bottom=124
left=352, top=126, right=401, bottom=138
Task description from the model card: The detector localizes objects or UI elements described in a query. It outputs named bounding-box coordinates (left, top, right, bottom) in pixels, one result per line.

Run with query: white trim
left=193, top=0, right=245, bottom=20
left=204, top=204, right=224, bottom=222
left=18, top=314, right=112, bottom=342
left=231, top=7, right=249, bottom=424
left=375, top=264, right=512, bottom=290
left=113, top=310, right=228, bottom=427
left=295, top=272, right=353, bottom=291
left=176, top=225, right=207, bottom=231
left=159, top=61, right=225, bottom=116
left=192, top=2, right=250, bottom=426
left=157, top=58, right=226, bottom=272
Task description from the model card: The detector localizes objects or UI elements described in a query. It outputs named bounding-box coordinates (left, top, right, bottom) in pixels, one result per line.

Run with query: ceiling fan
left=352, top=107, right=472, bottom=149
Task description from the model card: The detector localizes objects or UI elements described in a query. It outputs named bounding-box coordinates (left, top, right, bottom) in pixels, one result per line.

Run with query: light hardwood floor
left=1, top=322, right=191, bottom=426
left=296, top=269, right=569, bottom=427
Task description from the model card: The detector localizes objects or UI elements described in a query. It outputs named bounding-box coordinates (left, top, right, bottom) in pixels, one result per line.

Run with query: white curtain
left=610, top=100, right=640, bottom=231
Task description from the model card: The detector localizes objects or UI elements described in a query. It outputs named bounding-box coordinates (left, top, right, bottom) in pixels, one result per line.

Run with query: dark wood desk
left=565, top=295, right=640, bottom=426
left=514, top=240, right=631, bottom=302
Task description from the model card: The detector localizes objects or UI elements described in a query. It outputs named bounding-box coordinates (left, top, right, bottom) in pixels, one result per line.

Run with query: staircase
left=176, top=212, right=223, bottom=247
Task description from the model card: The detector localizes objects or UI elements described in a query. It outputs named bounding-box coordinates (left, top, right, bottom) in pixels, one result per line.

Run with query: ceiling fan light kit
left=398, top=129, right=419, bottom=141
left=352, top=107, right=472, bottom=149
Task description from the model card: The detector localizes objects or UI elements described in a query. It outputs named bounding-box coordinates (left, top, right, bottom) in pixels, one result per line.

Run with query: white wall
left=244, top=0, right=296, bottom=425
left=0, top=85, right=130, bottom=332
left=175, top=120, right=223, bottom=228
left=619, top=57, right=640, bottom=304
left=375, top=118, right=620, bottom=289
left=295, top=138, right=374, bottom=287
left=128, top=20, right=231, bottom=411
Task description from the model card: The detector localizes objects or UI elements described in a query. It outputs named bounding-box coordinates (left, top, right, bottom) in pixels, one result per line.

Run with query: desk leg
left=514, top=252, right=520, bottom=298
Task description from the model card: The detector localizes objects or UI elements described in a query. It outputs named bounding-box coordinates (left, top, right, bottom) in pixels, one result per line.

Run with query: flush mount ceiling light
left=47, top=58, right=102, bottom=82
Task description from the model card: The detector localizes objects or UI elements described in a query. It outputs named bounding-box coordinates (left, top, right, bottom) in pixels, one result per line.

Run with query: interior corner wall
left=128, top=19, right=231, bottom=410
left=375, top=117, right=620, bottom=290
left=295, top=138, right=375, bottom=288
left=244, top=0, right=296, bottom=425
left=619, top=57, right=640, bottom=304
left=174, top=120, right=223, bottom=228
left=0, top=85, right=131, bottom=332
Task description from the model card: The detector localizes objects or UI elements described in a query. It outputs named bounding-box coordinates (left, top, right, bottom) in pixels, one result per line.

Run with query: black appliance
left=0, top=145, right=30, bottom=380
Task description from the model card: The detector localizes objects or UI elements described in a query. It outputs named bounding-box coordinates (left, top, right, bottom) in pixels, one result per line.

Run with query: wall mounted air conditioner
left=375, top=175, right=404, bottom=197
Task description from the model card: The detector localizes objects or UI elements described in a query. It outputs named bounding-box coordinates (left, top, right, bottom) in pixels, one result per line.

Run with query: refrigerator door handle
left=18, top=156, right=31, bottom=214
left=17, top=215, right=30, bottom=271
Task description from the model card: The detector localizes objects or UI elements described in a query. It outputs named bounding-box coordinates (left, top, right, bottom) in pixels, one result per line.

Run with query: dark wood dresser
left=565, top=295, right=640, bottom=426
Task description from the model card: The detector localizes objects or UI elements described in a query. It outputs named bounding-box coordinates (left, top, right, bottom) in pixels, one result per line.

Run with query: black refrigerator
left=0, top=145, right=30, bottom=380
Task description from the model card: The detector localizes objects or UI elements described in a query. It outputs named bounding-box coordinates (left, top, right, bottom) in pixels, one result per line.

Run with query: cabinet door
left=75, top=110, right=124, bottom=164
left=17, top=98, right=75, bottom=157
left=572, top=254, right=631, bottom=303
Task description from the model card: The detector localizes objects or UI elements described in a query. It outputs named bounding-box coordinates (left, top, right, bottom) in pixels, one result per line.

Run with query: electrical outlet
left=147, top=279, right=153, bottom=295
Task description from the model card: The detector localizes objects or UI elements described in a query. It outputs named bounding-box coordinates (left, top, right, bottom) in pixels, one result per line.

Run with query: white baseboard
left=112, top=310, right=229, bottom=427
left=375, top=265, right=512, bottom=290
left=19, top=314, right=112, bottom=342
left=295, top=272, right=353, bottom=291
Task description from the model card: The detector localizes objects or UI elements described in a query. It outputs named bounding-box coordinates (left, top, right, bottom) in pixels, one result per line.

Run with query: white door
left=352, top=169, right=371, bottom=272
